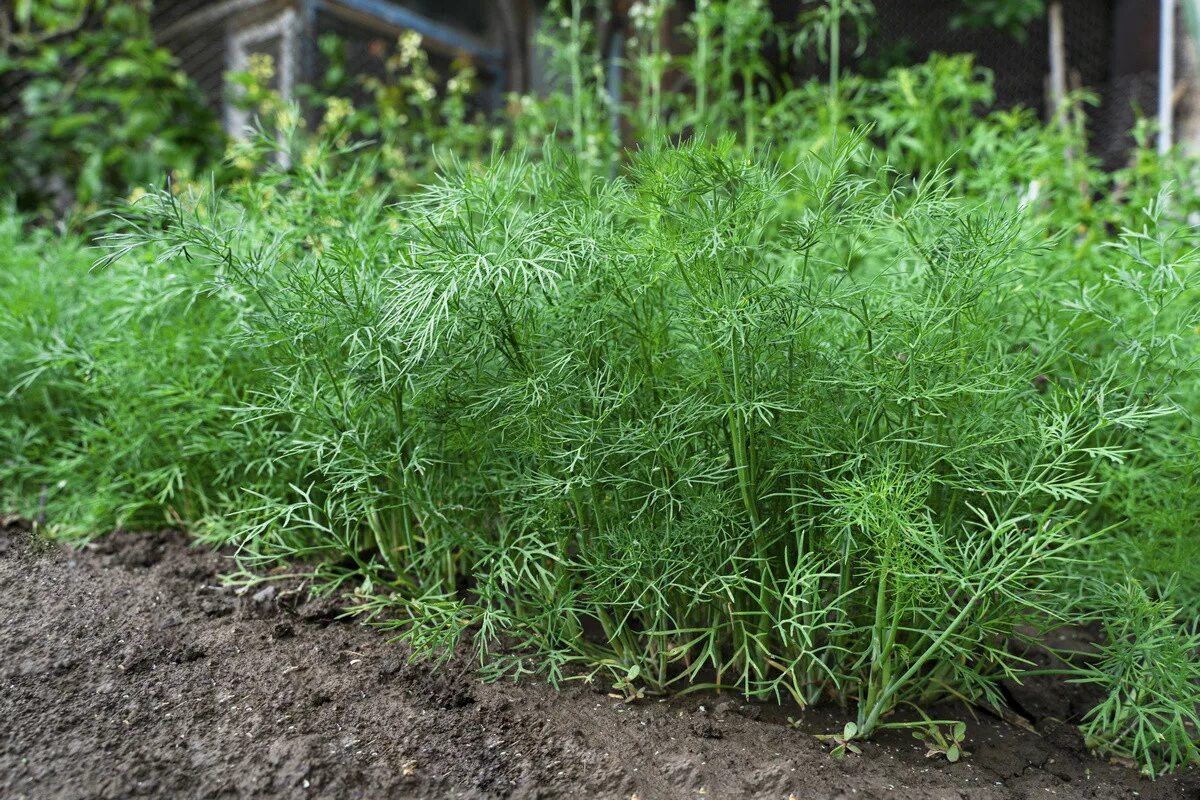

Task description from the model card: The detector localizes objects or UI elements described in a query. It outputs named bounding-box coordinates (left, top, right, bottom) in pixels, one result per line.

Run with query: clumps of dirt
left=2, top=522, right=1198, bottom=799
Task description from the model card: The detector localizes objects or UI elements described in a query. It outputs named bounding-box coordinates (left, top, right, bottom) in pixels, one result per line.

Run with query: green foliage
left=100, top=127, right=1191, bottom=747
left=1073, top=580, right=1200, bottom=777
left=950, top=0, right=1046, bottom=43
left=508, top=1, right=1043, bottom=180
left=0, top=205, right=256, bottom=535
left=225, top=33, right=496, bottom=190
left=913, top=719, right=968, bottom=763
left=816, top=721, right=863, bottom=760
left=855, top=54, right=995, bottom=173
left=1, top=0, right=1198, bottom=779
left=0, top=0, right=222, bottom=217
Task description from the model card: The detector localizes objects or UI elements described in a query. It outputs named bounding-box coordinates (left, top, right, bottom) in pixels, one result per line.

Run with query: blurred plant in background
left=225, top=30, right=496, bottom=190
left=0, top=0, right=222, bottom=219
left=951, top=0, right=1046, bottom=43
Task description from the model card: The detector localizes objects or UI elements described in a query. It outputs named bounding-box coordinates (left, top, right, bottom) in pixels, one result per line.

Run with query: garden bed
left=2, top=519, right=1196, bottom=800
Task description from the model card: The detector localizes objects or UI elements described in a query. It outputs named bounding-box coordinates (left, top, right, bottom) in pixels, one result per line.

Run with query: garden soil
left=2, top=519, right=1198, bottom=800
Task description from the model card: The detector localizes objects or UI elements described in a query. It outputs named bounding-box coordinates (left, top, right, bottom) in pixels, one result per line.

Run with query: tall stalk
left=829, top=0, right=841, bottom=129
left=694, top=0, right=711, bottom=128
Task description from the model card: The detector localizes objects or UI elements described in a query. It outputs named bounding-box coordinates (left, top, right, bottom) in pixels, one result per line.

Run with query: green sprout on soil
left=887, top=706, right=970, bottom=763
left=913, top=720, right=968, bottom=763
left=816, top=722, right=863, bottom=761
left=610, top=664, right=648, bottom=703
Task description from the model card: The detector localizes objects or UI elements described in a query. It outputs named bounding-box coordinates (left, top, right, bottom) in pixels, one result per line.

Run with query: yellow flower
left=275, top=106, right=299, bottom=130
left=397, top=30, right=423, bottom=68
left=248, top=53, right=275, bottom=83
left=322, top=96, right=354, bottom=128
left=409, top=77, right=436, bottom=103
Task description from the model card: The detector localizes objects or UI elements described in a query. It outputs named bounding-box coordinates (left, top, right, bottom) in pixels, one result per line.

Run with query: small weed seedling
left=816, top=722, right=863, bottom=761
left=875, top=705, right=970, bottom=762
left=912, top=720, right=969, bottom=763
left=610, top=664, right=647, bottom=703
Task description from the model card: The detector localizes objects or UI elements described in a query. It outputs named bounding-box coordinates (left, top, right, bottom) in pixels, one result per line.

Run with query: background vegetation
left=0, top=0, right=221, bottom=219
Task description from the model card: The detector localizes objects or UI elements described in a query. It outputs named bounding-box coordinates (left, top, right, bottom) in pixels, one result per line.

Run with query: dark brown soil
left=2, top=521, right=1197, bottom=800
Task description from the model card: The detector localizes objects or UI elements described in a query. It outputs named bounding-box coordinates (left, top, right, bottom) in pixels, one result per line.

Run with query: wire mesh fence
left=0, top=1, right=1187, bottom=164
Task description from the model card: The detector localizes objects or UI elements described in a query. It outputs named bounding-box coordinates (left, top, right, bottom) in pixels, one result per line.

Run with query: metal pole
left=1160, top=0, right=1177, bottom=154
left=1047, top=1, right=1066, bottom=125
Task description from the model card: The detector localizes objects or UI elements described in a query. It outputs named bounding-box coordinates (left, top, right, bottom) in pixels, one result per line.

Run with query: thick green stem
left=570, top=0, right=586, bottom=151
left=859, top=593, right=981, bottom=736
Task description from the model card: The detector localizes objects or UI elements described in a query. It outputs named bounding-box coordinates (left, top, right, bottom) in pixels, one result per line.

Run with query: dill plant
left=102, top=145, right=410, bottom=581
left=4, top=0, right=1198, bottom=772
left=1073, top=580, right=1200, bottom=776
left=0, top=208, right=258, bottom=534
left=116, top=128, right=1188, bottom=743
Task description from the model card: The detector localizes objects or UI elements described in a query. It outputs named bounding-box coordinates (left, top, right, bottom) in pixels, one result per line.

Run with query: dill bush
left=0, top=209, right=257, bottom=533
left=109, top=129, right=1195, bottom=743
left=1074, top=580, right=1200, bottom=776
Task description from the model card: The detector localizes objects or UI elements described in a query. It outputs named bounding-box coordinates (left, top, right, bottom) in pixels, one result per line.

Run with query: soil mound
left=2, top=522, right=1196, bottom=799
